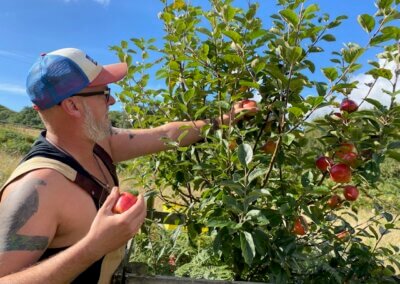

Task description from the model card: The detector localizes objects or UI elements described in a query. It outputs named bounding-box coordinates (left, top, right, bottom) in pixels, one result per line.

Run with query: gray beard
left=82, top=101, right=111, bottom=143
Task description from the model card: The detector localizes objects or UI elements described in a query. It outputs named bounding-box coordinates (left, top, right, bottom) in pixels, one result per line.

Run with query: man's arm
left=0, top=175, right=146, bottom=283
left=108, top=100, right=258, bottom=162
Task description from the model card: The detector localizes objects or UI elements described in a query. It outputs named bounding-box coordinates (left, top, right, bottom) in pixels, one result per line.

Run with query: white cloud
left=308, top=60, right=399, bottom=120
left=0, top=83, right=26, bottom=95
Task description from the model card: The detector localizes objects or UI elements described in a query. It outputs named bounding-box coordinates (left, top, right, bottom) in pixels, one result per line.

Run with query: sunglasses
left=71, top=87, right=111, bottom=103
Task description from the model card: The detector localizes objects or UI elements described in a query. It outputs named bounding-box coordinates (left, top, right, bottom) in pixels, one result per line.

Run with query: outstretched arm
left=108, top=100, right=258, bottom=162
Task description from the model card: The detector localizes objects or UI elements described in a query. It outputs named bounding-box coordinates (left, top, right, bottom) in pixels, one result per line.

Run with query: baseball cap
left=26, top=48, right=128, bottom=110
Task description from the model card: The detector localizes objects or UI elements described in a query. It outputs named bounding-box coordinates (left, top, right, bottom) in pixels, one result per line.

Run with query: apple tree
left=112, top=0, right=400, bottom=282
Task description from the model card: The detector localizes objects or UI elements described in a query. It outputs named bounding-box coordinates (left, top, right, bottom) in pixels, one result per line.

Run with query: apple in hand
left=112, top=189, right=139, bottom=214
left=330, top=163, right=352, bottom=183
left=242, top=99, right=257, bottom=108
left=315, top=156, right=333, bottom=172
left=340, top=99, right=358, bottom=113
left=241, top=99, right=258, bottom=117
left=343, top=185, right=359, bottom=201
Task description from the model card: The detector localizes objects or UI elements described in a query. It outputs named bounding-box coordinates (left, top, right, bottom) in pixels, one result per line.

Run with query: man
left=0, top=48, right=257, bottom=283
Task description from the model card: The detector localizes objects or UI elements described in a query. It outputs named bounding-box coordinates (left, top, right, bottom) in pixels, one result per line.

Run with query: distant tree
left=0, top=105, right=16, bottom=123
left=109, top=110, right=131, bottom=128
left=10, top=107, right=44, bottom=129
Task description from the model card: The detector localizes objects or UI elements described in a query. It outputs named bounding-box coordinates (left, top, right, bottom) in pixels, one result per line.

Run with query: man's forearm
left=167, top=114, right=234, bottom=146
left=0, top=237, right=101, bottom=284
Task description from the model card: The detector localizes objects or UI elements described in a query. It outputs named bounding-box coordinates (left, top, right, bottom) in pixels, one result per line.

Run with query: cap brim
left=88, top=62, right=128, bottom=87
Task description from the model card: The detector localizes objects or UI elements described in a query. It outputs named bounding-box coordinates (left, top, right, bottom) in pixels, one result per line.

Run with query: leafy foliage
left=112, top=0, right=400, bottom=282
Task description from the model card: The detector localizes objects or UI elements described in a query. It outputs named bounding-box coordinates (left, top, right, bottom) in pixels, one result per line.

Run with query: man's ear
left=59, top=98, right=83, bottom=118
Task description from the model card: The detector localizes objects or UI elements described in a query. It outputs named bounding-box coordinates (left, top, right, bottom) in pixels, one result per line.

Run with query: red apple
left=261, top=140, right=277, bottom=154
left=315, top=156, right=334, bottom=172
left=292, top=216, right=307, bottom=235
left=112, top=189, right=139, bottom=214
left=339, top=152, right=358, bottom=168
left=336, top=230, right=350, bottom=240
left=343, top=185, right=359, bottom=201
left=340, top=99, right=358, bottom=113
left=330, top=163, right=352, bottom=183
left=335, top=142, right=357, bottom=159
left=327, top=194, right=341, bottom=209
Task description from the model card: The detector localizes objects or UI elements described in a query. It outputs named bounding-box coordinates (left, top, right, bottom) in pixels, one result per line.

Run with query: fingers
left=121, top=194, right=147, bottom=222
left=100, top=187, right=120, bottom=212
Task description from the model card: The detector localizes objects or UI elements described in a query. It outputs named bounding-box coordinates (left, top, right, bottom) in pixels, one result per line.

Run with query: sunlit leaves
left=358, top=14, right=375, bottom=33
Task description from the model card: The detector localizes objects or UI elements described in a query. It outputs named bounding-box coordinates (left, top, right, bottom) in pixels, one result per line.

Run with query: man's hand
left=84, top=187, right=146, bottom=259
left=219, top=99, right=259, bottom=126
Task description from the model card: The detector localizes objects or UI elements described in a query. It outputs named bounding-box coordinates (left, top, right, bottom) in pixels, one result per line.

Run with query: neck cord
left=45, top=136, right=111, bottom=191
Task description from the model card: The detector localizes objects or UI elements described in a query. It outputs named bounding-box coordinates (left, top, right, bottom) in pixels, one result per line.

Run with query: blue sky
left=0, top=0, right=384, bottom=112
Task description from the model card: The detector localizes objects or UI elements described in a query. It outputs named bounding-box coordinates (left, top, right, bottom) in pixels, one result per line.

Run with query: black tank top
left=24, top=131, right=119, bottom=283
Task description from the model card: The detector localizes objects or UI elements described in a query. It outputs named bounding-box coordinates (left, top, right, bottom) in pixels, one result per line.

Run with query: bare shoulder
left=0, top=169, right=96, bottom=276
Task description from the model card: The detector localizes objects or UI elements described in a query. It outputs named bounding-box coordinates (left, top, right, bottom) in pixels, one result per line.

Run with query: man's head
left=26, top=48, right=127, bottom=110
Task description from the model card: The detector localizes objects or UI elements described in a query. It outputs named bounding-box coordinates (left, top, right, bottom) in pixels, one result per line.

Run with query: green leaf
left=387, top=150, right=400, bottom=161
left=342, top=44, right=364, bottom=63
left=322, top=67, right=338, bottom=81
left=207, top=217, right=236, bottom=228
left=279, top=9, right=299, bottom=27
left=358, top=14, right=375, bottom=33
left=303, top=4, right=319, bottom=18
left=252, top=229, right=269, bottom=256
left=238, top=143, right=253, bottom=166
left=240, top=231, right=256, bottom=266
left=222, top=54, right=243, bottom=64
left=222, top=30, right=242, bottom=42
left=387, top=141, right=400, bottom=149
left=287, top=106, right=304, bottom=118
left=376, top=0, right=394, bottom=10
left=366, top=68, right=393, bottom=80
left=364, top=98, right=385, bottom=111
left=286, top=46, right=303, bottom=64
left=239, top=80, right=260, bottom=89
left=381, top=26, right=400, bottom=40
left=282, top=133, right=296, bottom=146
left=248, top=168, right=265, bottom=183
left=194, top=106, right=209, bottom=119
left=321, top=34, right=336, bottom=42
left=247, top=29, right=268, bottom=41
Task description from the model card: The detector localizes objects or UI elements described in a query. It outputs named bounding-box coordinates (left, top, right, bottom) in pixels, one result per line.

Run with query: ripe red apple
left=315, top=156, right=334, bottom=172
left=327, top=194, right=341, bottom=209
left=335, top=142, right=357, bottom=159
left=336, top=230, right=350, bottom=240
left=330, top=163, right=352, bottom=183
left=340, top=98, right=358, bottom=113
left=112, top=189, right=139, bottom=214
left=343, top=185, right=359, bottom=201
left=292, top=216, right=307, bottom=235
left=242, top=99, right=257, bottom=108
left=339, top=152, right=358, bottom=168
left=261, top=140, right=277, bottom=154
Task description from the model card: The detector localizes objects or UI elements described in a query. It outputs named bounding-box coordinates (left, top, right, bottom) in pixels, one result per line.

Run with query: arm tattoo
left=0, top=179, right=49, bottom=252
left=128, top=133, right=135, bottom=140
